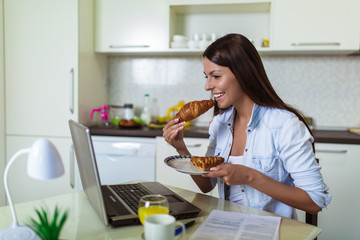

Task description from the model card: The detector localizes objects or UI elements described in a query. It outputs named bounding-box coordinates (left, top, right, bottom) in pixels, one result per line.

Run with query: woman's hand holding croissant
left=164, top=99, right=214, bottom=155
left=162, top=118, right=190, bottom=155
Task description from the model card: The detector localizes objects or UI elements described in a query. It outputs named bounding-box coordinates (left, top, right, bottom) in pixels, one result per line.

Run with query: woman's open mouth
left=213, top=92, right=225, bottom=101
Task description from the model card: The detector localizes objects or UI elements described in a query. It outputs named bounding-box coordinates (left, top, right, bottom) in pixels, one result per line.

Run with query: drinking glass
left=138, top=194, right=169, bottom=225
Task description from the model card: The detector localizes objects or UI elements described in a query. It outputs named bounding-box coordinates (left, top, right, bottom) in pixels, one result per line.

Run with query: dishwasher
left=89, top=135, right=156, bottom=186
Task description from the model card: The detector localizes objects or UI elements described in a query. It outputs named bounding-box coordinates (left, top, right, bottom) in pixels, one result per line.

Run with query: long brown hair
left=203, top=34, right=314, bottom=147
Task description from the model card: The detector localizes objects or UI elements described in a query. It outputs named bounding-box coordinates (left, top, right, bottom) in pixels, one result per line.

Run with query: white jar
left=123, top=103, right=134, bottom=120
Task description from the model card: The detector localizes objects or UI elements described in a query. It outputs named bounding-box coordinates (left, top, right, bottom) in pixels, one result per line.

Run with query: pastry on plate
left=190, top=156, right=224, bottom=171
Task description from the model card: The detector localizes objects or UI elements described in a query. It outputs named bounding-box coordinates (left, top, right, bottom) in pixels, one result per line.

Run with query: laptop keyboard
left=110, top=184, right=151, bottom=213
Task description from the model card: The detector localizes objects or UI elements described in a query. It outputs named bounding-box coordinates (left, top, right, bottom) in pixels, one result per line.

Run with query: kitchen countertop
left=312, top=129, right=360, bottom=144
left=89, top=125, right=360, bottom=144
left=89, top=124, right=210, bottom=138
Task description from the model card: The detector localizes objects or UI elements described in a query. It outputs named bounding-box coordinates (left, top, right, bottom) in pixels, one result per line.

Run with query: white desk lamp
left=0, top=138, right=65, bottom=240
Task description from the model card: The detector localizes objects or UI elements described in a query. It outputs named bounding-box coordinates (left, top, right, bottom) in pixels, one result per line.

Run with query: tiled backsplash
left=108, top=55, right=360, bottom=128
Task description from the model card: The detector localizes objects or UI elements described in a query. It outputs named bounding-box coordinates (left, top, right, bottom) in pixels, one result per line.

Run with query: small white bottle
left=140, top=93, right=152, bottom=125
left=123, top=103, right=134, bottom=120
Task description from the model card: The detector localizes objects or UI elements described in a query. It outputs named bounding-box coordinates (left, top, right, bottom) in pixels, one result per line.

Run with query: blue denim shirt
left=207, top=104, right=331, bottom=218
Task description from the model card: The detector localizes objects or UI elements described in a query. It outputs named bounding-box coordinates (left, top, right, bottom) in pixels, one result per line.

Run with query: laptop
left=68, top=119, right=201, bottom=227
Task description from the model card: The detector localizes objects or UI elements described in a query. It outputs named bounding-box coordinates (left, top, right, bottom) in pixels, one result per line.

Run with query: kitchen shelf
left=166, top=47, right=273, bottom=54
left=100, top=48, right=274, bottom=57
left=169, top=0, right=271, bottom=49
left=97, top=48, right=358, bottom=57
left=169, top=1, right=271, bottom=13
left=168, top=0, right=271, bottom=7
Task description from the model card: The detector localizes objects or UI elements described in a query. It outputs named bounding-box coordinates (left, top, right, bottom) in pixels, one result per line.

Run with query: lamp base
left=0, top=226, right=40, bottom=240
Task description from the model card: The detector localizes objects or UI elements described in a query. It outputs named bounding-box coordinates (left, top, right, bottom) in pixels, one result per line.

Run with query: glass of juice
left=138, top=194, right=169, bottom=225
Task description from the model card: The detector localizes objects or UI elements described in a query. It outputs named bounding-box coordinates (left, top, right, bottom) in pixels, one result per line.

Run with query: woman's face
left=203, top=57, right=243, bottom=109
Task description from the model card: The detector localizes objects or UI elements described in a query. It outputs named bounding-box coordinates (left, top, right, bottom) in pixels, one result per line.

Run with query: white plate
left=164, top=155, right=210, bottom=175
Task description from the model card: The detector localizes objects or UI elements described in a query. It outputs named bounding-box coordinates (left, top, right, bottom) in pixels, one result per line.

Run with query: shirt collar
left=221, top=103, right=267, bottom=131
left=247, top=103, right=267, bottom=130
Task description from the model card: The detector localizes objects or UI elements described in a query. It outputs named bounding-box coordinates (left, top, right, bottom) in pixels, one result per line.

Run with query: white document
left=190, top=210, right=281, bottom=240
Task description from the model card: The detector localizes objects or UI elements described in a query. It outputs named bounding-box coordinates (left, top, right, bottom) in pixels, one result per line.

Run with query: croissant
left=118, top=119, right=141, bottom=127
left=190, top=156, right=224, bottom=171
left=175, top=99, right=215, bottom=122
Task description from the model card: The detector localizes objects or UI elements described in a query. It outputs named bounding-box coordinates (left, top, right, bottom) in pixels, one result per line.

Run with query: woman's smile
left=213, top=92, right=225, bottom=101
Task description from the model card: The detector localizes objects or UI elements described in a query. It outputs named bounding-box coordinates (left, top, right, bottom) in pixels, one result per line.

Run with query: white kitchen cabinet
left=91, top=136, right=156, bottom=186
left=95, top=0, right=168, bottom=52
left=314, top=143, right=360, bottom=240
left=5, top=136, right=78, bottom=204
left=0, top=1, right=5, bottom=206
left=4, top=0, right=107, bottom=137
left=95, top=0, right=272, bottom=54
left=5, top=0, right=77, bottom=137
left=94, top=0, right=360, bottom=55
left=156, top=136, right=219, bottom=197
left=272, top=0, right=360, bottom=52
left=296, top=143, right=360, bottom=239
left=2, top=0, right=107, bottom=204
left=168, top=0, right=272, bottom=52
left=295, top=143, right=360, bottom=239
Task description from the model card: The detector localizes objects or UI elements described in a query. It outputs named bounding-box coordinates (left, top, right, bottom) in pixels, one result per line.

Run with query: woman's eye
left=204, top=75, right=220, bottom=80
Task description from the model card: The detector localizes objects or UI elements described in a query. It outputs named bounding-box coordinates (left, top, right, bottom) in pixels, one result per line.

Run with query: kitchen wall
left=108, top=55, right=360, bottom=128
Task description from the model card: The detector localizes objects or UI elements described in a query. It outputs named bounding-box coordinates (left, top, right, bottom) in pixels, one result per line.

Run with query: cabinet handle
left=98, top=151, right=138, bottom=157
left=69, top=145, right=75, bottom=189
left=109, top=45, right=150, bottom=48
left=69, top=68, right=74, bottom=114
left=316, top=149, right=348, bottom=154
left=186, top=143, right=202, bottom=148
left=291, top=42, right=340, bottom=46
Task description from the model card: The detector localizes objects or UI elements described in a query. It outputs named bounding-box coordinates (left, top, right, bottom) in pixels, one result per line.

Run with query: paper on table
left=190, top=210, right=281, bottom=240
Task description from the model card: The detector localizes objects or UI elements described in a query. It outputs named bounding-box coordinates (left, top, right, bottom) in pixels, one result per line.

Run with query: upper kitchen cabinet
left=95, top=0, right=273, bottom=54
left=272, top=0, right=360, bottom=53
left=4, top=0, right=107, bottom=137
left=95, top=0, right=360, bottom=55
left=168, top=0, right=272, bottom=53
left=95, top=0, right=168, bottom=53
left=4, top=0, right=78, bottom=136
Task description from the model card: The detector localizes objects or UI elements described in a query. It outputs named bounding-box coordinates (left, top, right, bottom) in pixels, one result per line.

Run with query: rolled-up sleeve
left=277, top=117, right=332, bottom=209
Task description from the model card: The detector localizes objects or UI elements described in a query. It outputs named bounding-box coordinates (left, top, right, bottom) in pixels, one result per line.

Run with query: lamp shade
left=27, top=138, right=65, bottom=180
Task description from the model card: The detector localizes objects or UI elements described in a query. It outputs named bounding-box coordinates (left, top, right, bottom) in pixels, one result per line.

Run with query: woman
left=163, top=33, right=331, bottom=218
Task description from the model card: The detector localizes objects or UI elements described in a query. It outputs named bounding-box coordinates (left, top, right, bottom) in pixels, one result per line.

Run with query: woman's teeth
left=213, top=93, right=224, bottom=98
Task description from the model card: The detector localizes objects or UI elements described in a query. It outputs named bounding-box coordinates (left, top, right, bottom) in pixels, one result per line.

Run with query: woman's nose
left=204, top=79, right=212, bottom=91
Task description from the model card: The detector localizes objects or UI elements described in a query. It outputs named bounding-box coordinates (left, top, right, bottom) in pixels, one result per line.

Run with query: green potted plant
left=27, top=205, right=68, bottom=240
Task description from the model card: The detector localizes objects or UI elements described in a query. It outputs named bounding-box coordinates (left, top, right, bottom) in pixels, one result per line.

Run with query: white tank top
left=228, top=155, right=244, bottom=204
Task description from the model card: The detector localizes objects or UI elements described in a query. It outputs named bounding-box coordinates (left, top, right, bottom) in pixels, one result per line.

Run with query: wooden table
left=0, top=185, right=321, bottom=239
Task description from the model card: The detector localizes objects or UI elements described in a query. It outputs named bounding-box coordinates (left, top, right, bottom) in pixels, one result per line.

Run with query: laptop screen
left=69, top=119, right=109, bottom=225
